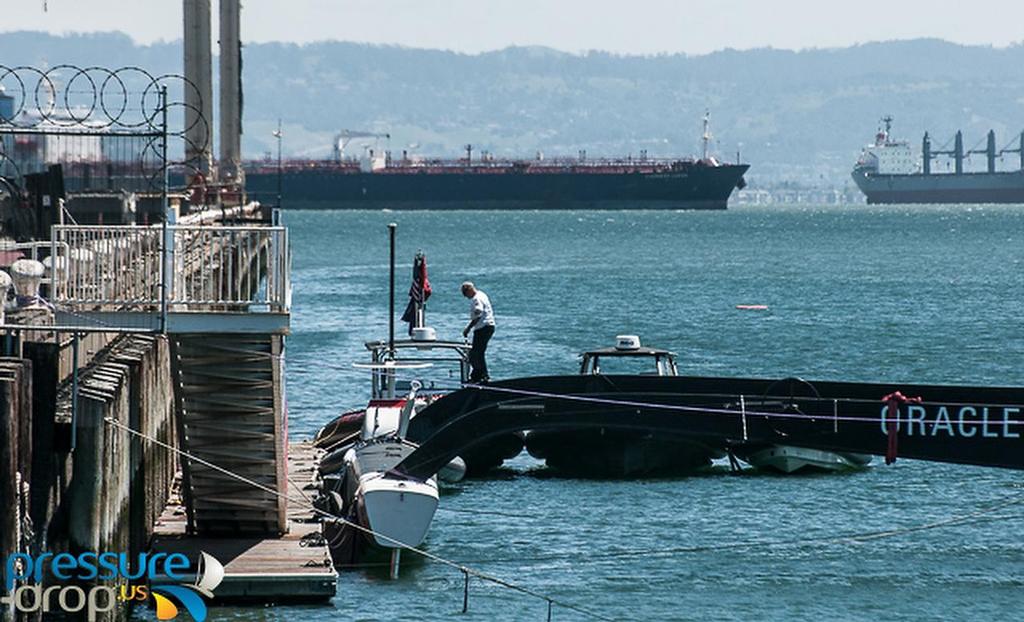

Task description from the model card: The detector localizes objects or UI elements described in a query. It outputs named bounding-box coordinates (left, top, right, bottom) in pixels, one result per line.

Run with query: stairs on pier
left=170, top=334, right=287, bottom=535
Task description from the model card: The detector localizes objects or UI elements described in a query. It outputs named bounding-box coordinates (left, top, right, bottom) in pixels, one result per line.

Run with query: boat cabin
left=579, top=335, right=678, bottom=377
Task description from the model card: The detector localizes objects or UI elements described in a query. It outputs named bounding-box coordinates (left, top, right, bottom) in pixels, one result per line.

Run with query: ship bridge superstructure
left=855, top=116, right=917, bottom=175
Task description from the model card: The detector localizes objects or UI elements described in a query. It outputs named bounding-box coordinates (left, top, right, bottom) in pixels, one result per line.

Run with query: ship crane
left=334, top=130, right=390, bottom=162
left=930, top=130, right=965, bottom=174
left=965, top=131, right=998, bottom=174
left=998, top=131, right=1024, bottom=171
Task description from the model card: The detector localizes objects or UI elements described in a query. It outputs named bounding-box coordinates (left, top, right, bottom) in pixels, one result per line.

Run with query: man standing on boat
left=461, top=281, right=495, bottom=383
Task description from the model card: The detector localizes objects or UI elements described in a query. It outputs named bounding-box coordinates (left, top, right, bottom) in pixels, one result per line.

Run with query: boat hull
left=320, top=438, right=439, bottom=565
left=852, top=169, right=1024, bottom=204
left=459, top=432, right=525, bottom=474
left=359, top=478, right=439, bottom=548
left=525, top=429, right=722, bottom=477
left=245, top=164, right=749, bottom=210
left=737, top=444, right=872, bottom=474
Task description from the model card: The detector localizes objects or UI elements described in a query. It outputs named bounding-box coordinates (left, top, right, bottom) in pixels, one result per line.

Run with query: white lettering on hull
left=879, top=404, right=1023, bottom=439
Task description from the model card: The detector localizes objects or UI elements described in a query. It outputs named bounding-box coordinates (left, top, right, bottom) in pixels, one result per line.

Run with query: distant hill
left=2, top=31, right=1023, bottom=185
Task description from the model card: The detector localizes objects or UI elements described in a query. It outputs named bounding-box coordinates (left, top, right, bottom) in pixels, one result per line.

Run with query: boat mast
left=388, top=222, right=396, bottom=358
left=702, top=110, right=711, bottom=160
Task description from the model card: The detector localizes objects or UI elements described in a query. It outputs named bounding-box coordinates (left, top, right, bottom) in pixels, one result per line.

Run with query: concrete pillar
left=219, top=0, right=244, bottom=190
left=184, top=0, right=215, bottom=184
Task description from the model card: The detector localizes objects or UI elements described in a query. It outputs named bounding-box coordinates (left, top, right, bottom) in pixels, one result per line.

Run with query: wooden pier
left=150, top=441, right=336, bottom=602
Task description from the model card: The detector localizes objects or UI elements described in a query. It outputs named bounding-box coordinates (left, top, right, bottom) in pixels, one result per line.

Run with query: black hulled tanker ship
left=245, top=116, right=749, bottom=210
left=852, top=117, right=1024, bottom=204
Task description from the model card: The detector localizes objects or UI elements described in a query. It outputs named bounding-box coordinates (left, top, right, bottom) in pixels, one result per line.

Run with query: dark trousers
left=469, top=324, right=494, bottom=382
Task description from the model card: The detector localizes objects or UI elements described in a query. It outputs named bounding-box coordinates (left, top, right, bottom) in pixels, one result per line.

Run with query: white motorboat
left=324, top=378, right=442, bottom=577
left=739, top=444, right=872, bottom=474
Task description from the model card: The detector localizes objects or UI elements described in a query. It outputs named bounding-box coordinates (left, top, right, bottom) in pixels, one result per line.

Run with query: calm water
left=223, top=205, right=1024, bottom=620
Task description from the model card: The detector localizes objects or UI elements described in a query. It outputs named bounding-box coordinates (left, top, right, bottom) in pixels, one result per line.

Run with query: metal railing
left=51, top=224, right=289, bottom=314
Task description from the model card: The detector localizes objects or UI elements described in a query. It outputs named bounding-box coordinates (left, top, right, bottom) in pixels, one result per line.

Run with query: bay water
left=196, top=205, right=1024, bottom=621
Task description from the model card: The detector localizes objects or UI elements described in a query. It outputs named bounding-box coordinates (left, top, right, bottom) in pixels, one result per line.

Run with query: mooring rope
left=457, top=382, right=1024, bottom=428
left=317, top=502, right=1024, bottom=570
left=103, top=417, right=614, bottom=621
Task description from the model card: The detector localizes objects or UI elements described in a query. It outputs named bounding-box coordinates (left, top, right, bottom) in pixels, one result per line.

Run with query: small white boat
left=740, top=444, right=872, bottom=474
left=730, top=377, right=873, bottom=474
left=328, top=379, right=441, bottom=577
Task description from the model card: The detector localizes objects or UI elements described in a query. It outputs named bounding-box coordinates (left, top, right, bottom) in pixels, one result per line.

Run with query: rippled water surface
left=180, top=205, right=1024, bottom=621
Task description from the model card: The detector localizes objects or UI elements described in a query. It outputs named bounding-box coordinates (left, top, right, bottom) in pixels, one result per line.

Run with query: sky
left=5, top=0, right=1024, bottom=55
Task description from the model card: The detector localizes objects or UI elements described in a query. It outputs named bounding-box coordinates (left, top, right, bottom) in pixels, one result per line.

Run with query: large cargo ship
left=245, top=116, right=749, bottom=210
left=852, top=117, right=1024, bottom=204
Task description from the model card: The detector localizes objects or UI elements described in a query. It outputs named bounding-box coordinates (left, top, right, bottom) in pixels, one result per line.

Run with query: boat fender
left=439, top=456, right=467, bottom=483
left=328, top=491, right=345, bottom=515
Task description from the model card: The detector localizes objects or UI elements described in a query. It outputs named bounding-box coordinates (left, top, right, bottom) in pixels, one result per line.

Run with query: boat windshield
left=365, top=339, right=470, bottom=399
left=580, top=352, right=678, bottom=377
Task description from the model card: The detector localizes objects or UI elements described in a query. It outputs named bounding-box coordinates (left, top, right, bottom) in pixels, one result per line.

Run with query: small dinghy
left=735, top=444, right=872, bottom=473
left=729, top=377, right=872, bottom=474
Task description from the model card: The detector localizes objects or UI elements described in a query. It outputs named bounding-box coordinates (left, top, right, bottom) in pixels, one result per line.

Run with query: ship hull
left=853, top=169, right=1024, bottom=204
left=246, top=164, right=749, bottom=210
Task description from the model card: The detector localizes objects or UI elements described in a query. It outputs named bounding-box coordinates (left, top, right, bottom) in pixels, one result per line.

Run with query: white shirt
left=469, top=290, right=495, bottom=331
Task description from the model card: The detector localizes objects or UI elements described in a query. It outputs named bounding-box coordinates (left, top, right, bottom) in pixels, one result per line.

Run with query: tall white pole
left=219, top=0, right=244, bottom=194
left=183, top=0, right=214, bottom=185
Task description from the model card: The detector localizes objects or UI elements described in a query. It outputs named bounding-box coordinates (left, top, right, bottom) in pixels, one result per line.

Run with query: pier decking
left=150, top=441, right=336, bottom=602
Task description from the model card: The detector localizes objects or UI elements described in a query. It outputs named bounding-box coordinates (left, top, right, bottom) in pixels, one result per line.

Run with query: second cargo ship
left=245, top=115, right=749, bottom=210
left=852, top=116, right=1024, bottom=204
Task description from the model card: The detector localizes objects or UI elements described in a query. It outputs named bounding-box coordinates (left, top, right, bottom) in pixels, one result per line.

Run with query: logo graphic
left=1, top=550, right=224, bottom=622
left=151, top=552, right=225, bottom=621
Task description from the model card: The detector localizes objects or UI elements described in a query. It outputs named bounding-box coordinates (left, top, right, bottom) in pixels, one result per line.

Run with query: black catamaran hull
left=399, top=374, right=1024, bottom=479
left=525, top=429, right=722, bottom=477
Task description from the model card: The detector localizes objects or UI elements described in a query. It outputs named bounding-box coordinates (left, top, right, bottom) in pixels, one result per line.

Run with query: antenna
left=882, top=115, right=894, bottom=137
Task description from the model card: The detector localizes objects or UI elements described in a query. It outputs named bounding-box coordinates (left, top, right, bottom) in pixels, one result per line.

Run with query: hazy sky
left=6, top=0, right=1024, bottom=55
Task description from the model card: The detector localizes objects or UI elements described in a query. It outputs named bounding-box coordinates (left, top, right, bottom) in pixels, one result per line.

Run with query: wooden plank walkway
left=150, top=441, right=337, bottom=602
